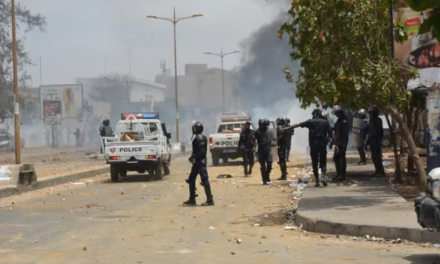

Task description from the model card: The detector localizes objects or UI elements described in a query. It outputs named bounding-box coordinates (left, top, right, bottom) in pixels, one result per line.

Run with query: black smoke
left=238, top=12, right=300, bottom=113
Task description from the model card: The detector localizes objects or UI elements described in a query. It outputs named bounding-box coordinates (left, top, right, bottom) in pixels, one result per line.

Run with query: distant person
left=365, top=106, right=385, bottom=177
left=99, top=118, right=113, bottom=153
left=285, top=118, right=294, bottom=162
left=74, top=128, right=81, bottom=148
left=356, top=109, right=369, bottom=165
left=251, top=119, right=273, bottom=185
left=332, top=105, right=349, bottom=181
left=237, top=121, right=255, bottom=177
left=276, top=117, right=288, bottom=180
left=63, top=87, right=77, bottom=118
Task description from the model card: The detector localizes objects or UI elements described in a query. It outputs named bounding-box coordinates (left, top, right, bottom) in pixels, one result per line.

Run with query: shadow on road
left=404, top=254, right=440, bottom=264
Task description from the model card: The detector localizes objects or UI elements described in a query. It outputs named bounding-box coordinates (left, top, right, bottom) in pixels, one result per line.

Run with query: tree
left=0, top=1, right=46, bottom=120
left=278, top=0, right=427, bottom=188
left=406, top=0, right=440, bottom=42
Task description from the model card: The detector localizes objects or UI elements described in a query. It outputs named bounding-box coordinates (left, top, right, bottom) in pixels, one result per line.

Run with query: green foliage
left=278, top=0, right=417, bottom=110
left=405, top=0, right=440, bottom=42
left=0, top=1, right=46, bottom=120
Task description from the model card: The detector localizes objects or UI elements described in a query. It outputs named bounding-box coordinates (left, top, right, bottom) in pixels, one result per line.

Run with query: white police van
left=102, top=112, right=172, bottom=182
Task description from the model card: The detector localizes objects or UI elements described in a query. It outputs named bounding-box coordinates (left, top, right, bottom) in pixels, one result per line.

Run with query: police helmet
left=312, top=109, right=322, bottom=118
left=333, top=105, right=344, bottom=117
left=264, top=119, right=270, bottom=126
left=368, top=105, right=379, bottom=117
left=244, top=121, right=251, bottom=129
left=358, top=109, right=367, bottom=119
left=258, top=119, right=264, bottom=125
left=277, top=118, right=286, bottom=126
left=285, top=118, right=290, bottom=125
left=103, top=118, right=110, bottom=126
left=192, top=121, right=204, bottom=134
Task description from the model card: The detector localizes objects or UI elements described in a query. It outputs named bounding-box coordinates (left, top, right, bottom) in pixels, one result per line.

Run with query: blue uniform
left=253, top=128, right=273, bottom=184
left=300, top=117, right=333, bottom=185
left=188, top=134, right=210, bottom=190
left=366, top=117, right=385, bottom=176
left=277, top=125, right=288, bottom=179
left=357, top=119, right=369, bottom=164
left=238, top=128, right=255, bottom=176
left=333, top=117, right=350, bottom=179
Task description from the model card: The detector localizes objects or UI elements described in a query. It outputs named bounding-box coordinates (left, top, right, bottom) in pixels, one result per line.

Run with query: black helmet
left=103, top=118, right=110, bottom=126
left=358, top=109, right=367, bottom=119
left=333, top=105, right=344, bottom=118
left=258, top=118, right=264, bottom=125
left=264, top=119, right=270, bottom=126
left=276, top=118, right=286, bottom=126
left=321, top=102, right=328, bottom=110
left=312, top=109, right=322, bottom=118
left=285, top=118, right=290, bottom=125
left=368, top=105, right=379, bottom=117
left=244, top=121, right=251, bottom=130
left=192, top=121, right=204, bottom=134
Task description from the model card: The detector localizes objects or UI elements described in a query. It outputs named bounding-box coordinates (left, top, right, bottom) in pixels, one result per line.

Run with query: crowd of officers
left=236, top=105, right=386, bottom=187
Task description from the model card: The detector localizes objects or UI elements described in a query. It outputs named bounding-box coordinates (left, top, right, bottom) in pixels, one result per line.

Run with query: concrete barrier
left=0, top=163, right=37, bottom=188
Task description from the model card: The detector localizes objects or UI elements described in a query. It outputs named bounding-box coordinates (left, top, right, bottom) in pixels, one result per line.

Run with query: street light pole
left=11, top=0, right=20, bottom=164
left=203, top=48, right=240, bottom=111
left=147, top=8, right=202, bottom=143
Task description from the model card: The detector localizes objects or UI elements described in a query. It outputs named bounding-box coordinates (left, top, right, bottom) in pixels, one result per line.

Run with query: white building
left=128, top=77, right=166, bottom=103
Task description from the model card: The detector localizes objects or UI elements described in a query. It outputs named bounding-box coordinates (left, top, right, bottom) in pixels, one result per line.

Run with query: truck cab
left=208, top=112, right=254, bottom=166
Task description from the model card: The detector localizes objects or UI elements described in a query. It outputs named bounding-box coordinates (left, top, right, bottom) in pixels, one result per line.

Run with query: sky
left=18, top=0, right=286, bottom=86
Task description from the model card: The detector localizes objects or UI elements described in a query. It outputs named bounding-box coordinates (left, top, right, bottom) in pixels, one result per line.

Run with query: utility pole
left=128, top=48, right=131, bottom=102
left=11, top=0, right=20, bottom=164
left=104, top=52, right=107, bottom=75
left=147, top=8, right=203, bottom=143
left=39, top=56, right=43, bottom=86
left=203, top=48, right=240, bottom=111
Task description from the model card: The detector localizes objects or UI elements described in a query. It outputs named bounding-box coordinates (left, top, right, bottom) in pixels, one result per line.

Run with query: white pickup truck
left=208, top=112, right=254, bottom=166
left=102, top=112, right=171, bottom=182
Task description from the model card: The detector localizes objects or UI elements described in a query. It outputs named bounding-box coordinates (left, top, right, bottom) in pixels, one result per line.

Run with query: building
left=155, top=64, right=242, bottom=111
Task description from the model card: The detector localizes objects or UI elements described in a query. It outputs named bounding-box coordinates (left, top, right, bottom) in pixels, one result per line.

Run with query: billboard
left=393, top=3, right=440, bottom=88
left=40, top=84, right=83, bottom=123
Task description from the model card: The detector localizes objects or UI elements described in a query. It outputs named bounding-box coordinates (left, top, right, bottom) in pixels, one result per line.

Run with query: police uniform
left=253, top=119, right=273, bottom=185
left=285, top=118, right=294, bottom=162
left=299, top=114, right=332, bottom=187
left=183, top=122, right=214, bottom=206
left=366, top=106, right=385, bottom=177
left=333, top=106, right=349, bottom=181
left=276, top=118, right=288, bottom=180
left=100, top=118, right=113, bottom=154
left=238, top=122, right=255, bottom=176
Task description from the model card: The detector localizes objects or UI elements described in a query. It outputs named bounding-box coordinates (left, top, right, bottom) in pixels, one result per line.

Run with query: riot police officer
left=183, top=121, right=214, bottom=206
left=276, top=118, right=288, bottom=180
left=99, top=118, right=113, bottom=154
left=365, top=106, right=385, bottom=177
left=238, top=121, right=255, bottom=177
left=252, top=118, right=273, bottom=185
left=285, top=118, right=294, bottom=162
left=357, top=109, right=369, bottom=165
left=332, top=106, right=349, bottom=181
left=284, top=109, right=336, bottom=187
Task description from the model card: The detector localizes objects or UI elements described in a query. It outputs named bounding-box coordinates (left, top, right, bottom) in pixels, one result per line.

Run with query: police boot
left=321, top=172, right=328, bottom=187
left=277, top=163, right=287, bottom=180
left=248, top=165, right=253, bottom=175
left=183, top=186, right=196, bottom=206
left=314, top=174, right=320, bottom=187
left=201, top=184, right=214, bottom=206
left=243, top=165, right=249, bottom=177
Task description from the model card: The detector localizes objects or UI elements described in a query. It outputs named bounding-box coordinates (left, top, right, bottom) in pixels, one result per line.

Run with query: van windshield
left=217, top=123, right=254, bottom=133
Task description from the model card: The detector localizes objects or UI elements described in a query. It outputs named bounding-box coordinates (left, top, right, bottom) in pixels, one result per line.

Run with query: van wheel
left=212, top=154, right=219, bottom=166
left=110, top=165, right=119, bottom=182
left=222, top=157, right=228, bottom=163
left=155, top=158, right=163, bottom=180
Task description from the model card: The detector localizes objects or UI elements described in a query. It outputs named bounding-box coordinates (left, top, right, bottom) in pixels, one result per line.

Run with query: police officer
left=285, top=118, right=294, bottom=162
left=284, top=109, right=336, bottom=187
left=99, top=118, right=113, bottom=154
left=252, top=118, right=273, bottom=185
left=183, top=121, right=214, bottom=206
left=357, top=109, right=369, bottom=165
left=238, top=121, right=255, bottom=177
left=365, top=106, right=385, bottom=177
left=276, top=118, right=288, bottom=180
left=332, top=105, right=349, bottom=181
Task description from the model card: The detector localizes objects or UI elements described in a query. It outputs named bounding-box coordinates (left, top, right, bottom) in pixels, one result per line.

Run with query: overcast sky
left=18, top=0, right=285, bottom=86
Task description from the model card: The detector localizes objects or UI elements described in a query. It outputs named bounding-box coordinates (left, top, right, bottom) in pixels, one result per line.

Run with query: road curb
left=0, top=151, right=189, bottom=199
left=295, top=211, right=439, bottom=243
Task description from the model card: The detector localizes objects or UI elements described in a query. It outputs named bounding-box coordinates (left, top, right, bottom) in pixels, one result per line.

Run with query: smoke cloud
left=238, top=5, right=310, bottom=152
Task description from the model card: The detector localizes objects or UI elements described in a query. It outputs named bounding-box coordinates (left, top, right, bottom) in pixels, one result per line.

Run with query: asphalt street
left=0, top=155, right=439, bottom=264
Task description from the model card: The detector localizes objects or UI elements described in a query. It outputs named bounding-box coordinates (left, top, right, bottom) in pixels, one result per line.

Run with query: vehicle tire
left=163, top=160, right=171, bottom=175
left=222, top=157, right=228, bottom=164
left=155, top=158, right=163, bottom=180
left=120, top=167, right=127, bottom=177
left=212, top=154, right=219, bottom=166
left=110, top=165, right=119, bottom=182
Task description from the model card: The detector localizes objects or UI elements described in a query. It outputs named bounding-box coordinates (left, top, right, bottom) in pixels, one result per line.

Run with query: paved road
left=0, top=155, right=438, bottom=264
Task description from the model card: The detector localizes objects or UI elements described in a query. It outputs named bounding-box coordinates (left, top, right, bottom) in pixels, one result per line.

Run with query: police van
left=102, top=112, right=172, bottom=182
left=208, top=112, right=254, bottom=166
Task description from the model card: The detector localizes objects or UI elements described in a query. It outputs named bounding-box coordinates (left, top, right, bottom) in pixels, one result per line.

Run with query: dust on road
left=0, top=154, right=438, bottom=264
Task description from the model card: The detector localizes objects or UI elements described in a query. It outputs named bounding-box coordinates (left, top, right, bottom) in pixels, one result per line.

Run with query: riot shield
left=351, top=117, right=364, bottom=147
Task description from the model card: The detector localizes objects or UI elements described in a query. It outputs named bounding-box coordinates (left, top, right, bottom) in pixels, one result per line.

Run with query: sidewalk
left=295, top=153, right=439, bottom=243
